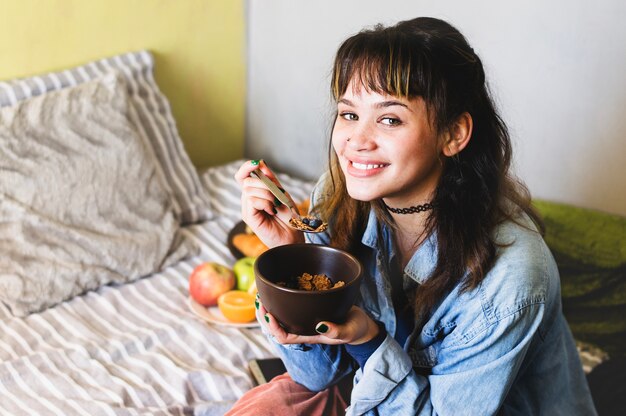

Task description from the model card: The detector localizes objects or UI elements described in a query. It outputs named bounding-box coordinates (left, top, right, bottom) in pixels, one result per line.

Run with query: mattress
left=0, top=161, right=314, bottom=416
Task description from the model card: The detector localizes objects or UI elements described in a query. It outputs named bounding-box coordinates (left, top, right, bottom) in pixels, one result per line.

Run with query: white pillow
left=0, top=50, right=211, bottom=224
left=0, top=73, right=196, bottom=316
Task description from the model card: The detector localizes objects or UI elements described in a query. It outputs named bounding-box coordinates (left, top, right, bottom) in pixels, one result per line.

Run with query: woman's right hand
left=234, top=160, right=304, bottom=248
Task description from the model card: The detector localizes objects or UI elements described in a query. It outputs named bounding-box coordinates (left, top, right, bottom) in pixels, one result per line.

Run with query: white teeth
left=352, top=162, right=385, bottom=170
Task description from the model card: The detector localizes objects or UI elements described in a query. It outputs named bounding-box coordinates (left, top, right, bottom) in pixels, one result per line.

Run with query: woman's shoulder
left=309, top=171, right=331, bottom=206
left=492, top=210, right=552, bottom=269
left=434, top=216, right=557, bottom=347
left=480, top=213, right=559, bottom=318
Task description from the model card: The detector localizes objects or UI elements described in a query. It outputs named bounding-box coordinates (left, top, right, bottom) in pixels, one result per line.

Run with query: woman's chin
left=346, top=187, right=380, bottom=202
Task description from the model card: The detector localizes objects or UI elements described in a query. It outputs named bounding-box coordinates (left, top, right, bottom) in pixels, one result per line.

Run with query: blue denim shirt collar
left=359, top=209, right=380, bottom=249
left=360, top=207, right=438, bottom=285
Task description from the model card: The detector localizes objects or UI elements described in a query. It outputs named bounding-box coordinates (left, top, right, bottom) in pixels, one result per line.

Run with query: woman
left=229, top=17, right=595, bottom=415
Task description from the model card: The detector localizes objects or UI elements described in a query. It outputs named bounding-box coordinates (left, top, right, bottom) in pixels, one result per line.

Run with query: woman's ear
left=442, top=112, right=473, bottom=157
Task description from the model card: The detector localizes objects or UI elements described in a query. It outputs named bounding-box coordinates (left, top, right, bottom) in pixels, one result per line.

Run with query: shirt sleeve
left=269, top=337, right=356, bottom=391
left=347, top=302, right=545, bottom=415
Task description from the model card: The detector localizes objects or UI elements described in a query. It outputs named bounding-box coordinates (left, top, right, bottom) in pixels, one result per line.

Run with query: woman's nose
left=347, top=124, right=376, bottom=151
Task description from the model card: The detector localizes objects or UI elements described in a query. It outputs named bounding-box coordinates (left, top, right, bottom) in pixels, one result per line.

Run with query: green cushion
left=533, top=200, right=626, bottom=358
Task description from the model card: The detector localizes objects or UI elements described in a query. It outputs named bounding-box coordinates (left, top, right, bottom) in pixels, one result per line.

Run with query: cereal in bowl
left=277, top=273, right=344, bottom=291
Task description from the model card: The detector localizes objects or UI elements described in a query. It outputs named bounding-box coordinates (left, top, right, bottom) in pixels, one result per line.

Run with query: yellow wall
left=0, top=0, right=245, bottom=169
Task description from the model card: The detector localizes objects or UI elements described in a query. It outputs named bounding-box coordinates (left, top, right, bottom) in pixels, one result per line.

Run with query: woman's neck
left=391, top=212, right=430, bottom=269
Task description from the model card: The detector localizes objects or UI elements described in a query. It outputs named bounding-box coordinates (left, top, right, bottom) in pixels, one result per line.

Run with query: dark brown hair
left=316, top=17, right=543, bottom=318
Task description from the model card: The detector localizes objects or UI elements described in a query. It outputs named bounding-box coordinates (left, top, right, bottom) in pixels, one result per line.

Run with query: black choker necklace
left=382, top=200, right=434, bottom=214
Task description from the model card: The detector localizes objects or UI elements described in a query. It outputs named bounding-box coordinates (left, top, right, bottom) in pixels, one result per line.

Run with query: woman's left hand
left=256, top=299, right=380, bottom=345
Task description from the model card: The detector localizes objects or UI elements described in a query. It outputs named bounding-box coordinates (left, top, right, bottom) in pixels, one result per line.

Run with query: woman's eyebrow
left=338, top=98, right=410, bottom=111
left=376, top=100, right=410, bottom=110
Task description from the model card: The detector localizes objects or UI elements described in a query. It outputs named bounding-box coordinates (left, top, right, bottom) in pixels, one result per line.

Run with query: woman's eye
left=380, top=117, right=402, bottom=126
left=340, top=112, right=358, bottom=121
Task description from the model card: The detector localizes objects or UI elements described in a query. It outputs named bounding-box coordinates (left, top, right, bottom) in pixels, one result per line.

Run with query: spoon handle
left=250, top=169, right=296, bottom=211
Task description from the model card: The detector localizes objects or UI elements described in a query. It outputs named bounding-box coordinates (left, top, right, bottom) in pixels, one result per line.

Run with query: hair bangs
left=332, top=31, right=419, bottom=101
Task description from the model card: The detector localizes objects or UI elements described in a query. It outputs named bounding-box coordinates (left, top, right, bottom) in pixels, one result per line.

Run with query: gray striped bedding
left=0, top=161, right=314, bottom=416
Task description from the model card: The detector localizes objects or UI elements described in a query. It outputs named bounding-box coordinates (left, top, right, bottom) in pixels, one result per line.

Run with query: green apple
left=233, top=257, right=256, bottom=291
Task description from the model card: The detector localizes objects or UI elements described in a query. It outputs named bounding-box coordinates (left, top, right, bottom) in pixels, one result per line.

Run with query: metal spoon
left=250, top=168, right=327, bottom=233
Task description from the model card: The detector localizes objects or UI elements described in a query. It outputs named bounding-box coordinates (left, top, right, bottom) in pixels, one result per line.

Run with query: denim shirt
left=265, top=182, right=596, bottom=415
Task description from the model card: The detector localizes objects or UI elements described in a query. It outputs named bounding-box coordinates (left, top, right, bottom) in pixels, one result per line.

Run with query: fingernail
left=264, top=314, right=270, bottom=323
left=278, top=187, right=285, bottom=192
left=255, top=293, right=259, bottom=299
left=274, top=197, right=282, bottom=206
left=272, top=207, right=278, bottom=214
left=251, top=159, right=260, bottom=166
left=315, top=323, right=328, bottom=334
left=255, top=300, right=259, bottom=310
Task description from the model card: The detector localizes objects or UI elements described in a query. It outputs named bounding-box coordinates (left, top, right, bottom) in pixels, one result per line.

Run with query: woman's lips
left=346, top=160, right=389, bottom=177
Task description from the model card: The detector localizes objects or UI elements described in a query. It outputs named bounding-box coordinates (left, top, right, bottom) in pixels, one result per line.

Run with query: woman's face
left=332, top=83, right=443, bottom=206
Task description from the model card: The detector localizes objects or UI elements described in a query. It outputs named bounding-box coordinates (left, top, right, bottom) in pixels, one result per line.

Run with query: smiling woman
left=229, top=16, right=596, bottom=416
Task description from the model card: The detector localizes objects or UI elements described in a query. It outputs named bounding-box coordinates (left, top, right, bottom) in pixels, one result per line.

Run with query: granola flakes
left=277, top=273, right=345, bottom=291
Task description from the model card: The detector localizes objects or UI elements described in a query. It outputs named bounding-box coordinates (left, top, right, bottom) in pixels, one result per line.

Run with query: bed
left=0, top=160, right=315, bottom=416
left=0, top=51, right=313, bottom=416
left=1, top=161, right=318, bottom=416
left=1, top=50, right=623, bottom=416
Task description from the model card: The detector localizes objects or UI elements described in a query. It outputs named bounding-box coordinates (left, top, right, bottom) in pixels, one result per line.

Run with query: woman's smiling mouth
left=347, top=159, right=389, bottom=177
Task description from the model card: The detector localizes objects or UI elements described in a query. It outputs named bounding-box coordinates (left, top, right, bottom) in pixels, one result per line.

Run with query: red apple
left=189, top=262, right=236, bottom=306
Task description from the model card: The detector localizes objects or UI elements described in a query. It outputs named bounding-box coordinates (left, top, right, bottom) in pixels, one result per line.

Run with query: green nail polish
left=255, top=300, right=259, bottom=310
left=316, top=323, right=329, bottom=334
left=251, top=159, right=260, bottom=166
left=274, top=197, right=282, bottom=206
left=272, top=207, right=278, bottom=214
left=264, top=314, right=270, bottom=323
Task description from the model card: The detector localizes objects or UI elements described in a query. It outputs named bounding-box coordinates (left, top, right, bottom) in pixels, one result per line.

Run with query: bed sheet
left=0, top=161, right=315, bottom=416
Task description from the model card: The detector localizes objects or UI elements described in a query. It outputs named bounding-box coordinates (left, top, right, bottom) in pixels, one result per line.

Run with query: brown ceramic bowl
left=254, top=243, right=363, bottom=335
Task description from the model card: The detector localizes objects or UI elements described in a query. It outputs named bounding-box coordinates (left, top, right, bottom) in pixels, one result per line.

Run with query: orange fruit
left=297, top=199, right=310, bottom=214
left=218, top=290, right=256, bottom=323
